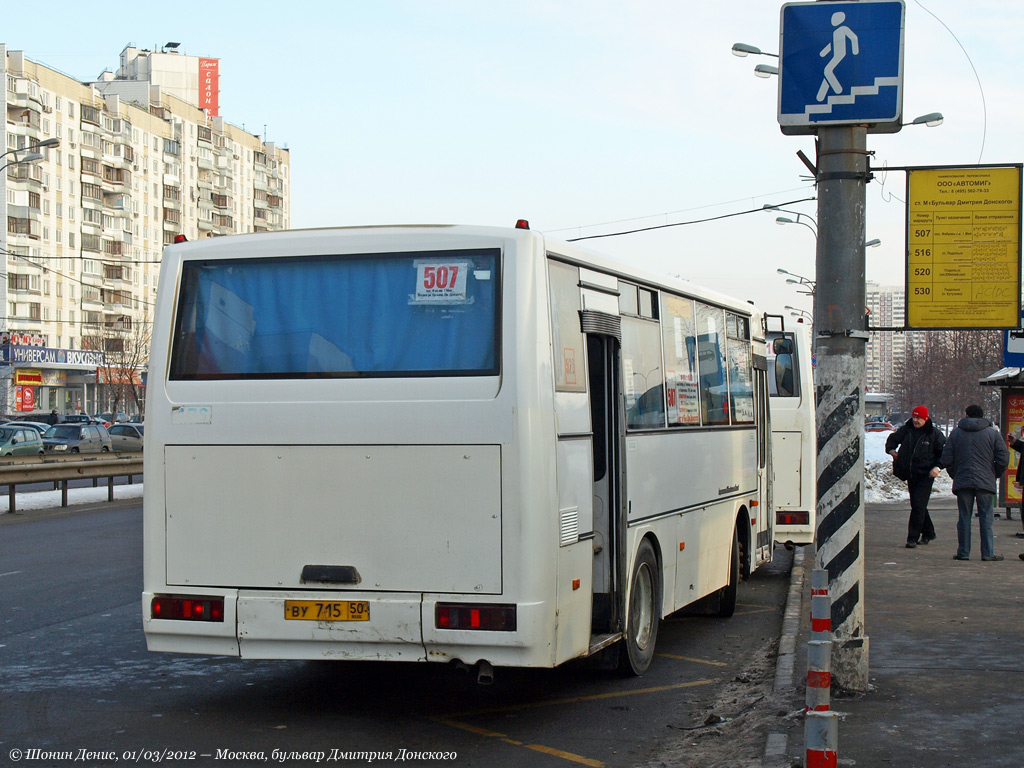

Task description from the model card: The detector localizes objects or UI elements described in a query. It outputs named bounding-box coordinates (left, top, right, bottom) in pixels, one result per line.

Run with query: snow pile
left=2, top=483, right=143, bottom=513
left=863, top=429, right=954, bottom=503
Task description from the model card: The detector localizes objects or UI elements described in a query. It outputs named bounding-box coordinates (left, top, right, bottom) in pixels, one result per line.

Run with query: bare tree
left=899, top=330, right=1002, bottom=427
left=86, top=315, right=151, bottom=419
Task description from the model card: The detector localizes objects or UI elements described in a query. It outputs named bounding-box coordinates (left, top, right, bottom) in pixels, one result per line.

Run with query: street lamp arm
left=0, top=138, right=59, bottom=164
left=731, top=43, right=779, bottom=58
left=0, top=153, right=44, bottom=174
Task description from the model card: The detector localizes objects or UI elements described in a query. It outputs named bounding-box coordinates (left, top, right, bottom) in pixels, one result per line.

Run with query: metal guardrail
left=0, top=452, right=143, bottom=513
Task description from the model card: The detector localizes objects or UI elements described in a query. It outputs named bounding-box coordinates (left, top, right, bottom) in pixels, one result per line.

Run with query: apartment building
left=865, top=282, right=926, bottom=398
left=2, top=43, right=289, bottom=417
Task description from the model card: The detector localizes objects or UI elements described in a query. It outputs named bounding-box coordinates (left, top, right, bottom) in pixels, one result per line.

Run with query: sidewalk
left=779, top=497, right=1024, bottom=767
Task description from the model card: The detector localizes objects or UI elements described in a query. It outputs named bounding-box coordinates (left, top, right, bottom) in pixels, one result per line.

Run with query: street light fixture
left=0, top=138, right=59, bottom=168
left=904, top=112, right=944, bottom=127
left=777, top=267, right=816, bottom=296
left=731, top=43, right=778, bottom=58
left=754, top=64, right=779, bottom=78
left=774, top=213, right=818, bottom=239
left=0, top=152, right=44, bottom=174
left=785, top=305, right=813, bottom=321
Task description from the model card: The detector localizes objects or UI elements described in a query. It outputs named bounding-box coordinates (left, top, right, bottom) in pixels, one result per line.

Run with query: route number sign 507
left=415, top=261, right=470, bottom=303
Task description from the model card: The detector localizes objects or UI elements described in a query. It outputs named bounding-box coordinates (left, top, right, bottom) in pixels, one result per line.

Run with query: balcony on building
left=80, top=285, right=104, bottom=310
left=102, top=191, right=130, bottom=212
left=162, top=184, right=182, bottom=211
left=213, top=214, right=233, bottom=235
left=80, top=182, right=104, bottom=211
left=6, top=216, right=40, bottom=241
left=102, top=164, right=132, bottom=190
left=6, top=103, right=43, bottom=142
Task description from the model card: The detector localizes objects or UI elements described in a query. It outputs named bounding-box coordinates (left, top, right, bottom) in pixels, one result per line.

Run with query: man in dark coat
left=940, top=404, right=1009, bottom=561
left=886, top=405, right=945, bottom=548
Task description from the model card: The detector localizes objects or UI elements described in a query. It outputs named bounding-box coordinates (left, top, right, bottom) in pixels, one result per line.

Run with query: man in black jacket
left=886, top=405, right=946, bottom=548
left=941, top=404, right=1009, bottom=561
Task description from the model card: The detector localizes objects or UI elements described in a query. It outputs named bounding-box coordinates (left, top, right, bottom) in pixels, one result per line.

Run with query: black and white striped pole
left=813, top=123, right=871, bottom=692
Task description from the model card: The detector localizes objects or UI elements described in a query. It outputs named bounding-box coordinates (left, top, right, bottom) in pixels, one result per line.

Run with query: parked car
left=61, top=414, right=103, bottom=425
left=107, top=423, right=144, bottom=452
left=42, top=424, right=112, bottom=453
left=864, top=421, right=894, bottom=433
left=4, top=421, right=53, bottom=439
left=0, top=426, right=45, bottom=456
left=97, top=412, right=130, bottom=427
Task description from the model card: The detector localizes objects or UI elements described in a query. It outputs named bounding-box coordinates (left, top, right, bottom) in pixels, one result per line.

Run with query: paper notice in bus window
left=666, top=370, right=699, bottom=425
left=413, top=261, right=470, bottom=304
left=563, top=348, right=578, bottom=386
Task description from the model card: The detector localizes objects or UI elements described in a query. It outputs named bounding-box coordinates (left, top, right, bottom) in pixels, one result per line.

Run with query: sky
left=6, top=0, right=1022, bottom=318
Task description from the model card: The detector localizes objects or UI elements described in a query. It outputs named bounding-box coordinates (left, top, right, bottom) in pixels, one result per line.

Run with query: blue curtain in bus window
left=694, top=303, right=729, bottom=426
left=170, top=250, right=499, bottom=378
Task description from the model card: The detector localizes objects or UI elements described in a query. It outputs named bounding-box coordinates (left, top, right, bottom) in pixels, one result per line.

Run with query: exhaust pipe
left=451, top=659, right=470, bottom=675
left=476, top=660, right=494, bottom=686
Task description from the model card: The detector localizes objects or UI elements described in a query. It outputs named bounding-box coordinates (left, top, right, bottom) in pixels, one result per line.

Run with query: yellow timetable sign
left=906, top=165, right=1021, bottom=329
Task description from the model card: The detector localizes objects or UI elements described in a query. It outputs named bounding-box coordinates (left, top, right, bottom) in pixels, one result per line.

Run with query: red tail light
left=151, top=595, right=224, bottom=622
left=436, top=604, right=516, bottom=631
left=777, top=511, right=810, bottom=526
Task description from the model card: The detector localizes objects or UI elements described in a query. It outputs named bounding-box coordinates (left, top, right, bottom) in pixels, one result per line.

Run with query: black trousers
left=907, top=475, right=936, bottom=543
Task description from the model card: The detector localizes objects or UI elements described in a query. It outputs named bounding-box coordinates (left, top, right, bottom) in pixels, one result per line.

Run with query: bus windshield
left=169, top=248, right=500, bottom=380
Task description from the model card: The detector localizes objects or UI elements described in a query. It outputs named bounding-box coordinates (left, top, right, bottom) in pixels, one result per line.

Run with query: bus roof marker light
left=515, top=219, right=530, bottom=230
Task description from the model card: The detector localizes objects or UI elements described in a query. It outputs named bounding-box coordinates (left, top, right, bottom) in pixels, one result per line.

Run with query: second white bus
left=142, top=223, right=775, bottom=677
left=766, top=318, right=816, bottom=547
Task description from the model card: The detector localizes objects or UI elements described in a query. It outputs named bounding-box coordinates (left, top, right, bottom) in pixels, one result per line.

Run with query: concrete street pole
left=813, top=123, right=870, bottom=692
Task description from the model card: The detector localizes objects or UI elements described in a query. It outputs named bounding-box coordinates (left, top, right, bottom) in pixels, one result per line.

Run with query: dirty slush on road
left=642, top=636, right=797, bottom=768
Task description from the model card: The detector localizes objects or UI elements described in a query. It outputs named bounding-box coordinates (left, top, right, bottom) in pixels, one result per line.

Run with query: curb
left=764, top=545, right=807, bottom=766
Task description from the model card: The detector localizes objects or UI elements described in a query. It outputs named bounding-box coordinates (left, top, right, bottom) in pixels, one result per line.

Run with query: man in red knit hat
left=886, top=405, right=946, bottom=548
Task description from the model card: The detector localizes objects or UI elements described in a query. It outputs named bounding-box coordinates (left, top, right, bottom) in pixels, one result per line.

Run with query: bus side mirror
left=775, top=353, right=795, bottom=397
left=773, top=338, right=794, bottom=356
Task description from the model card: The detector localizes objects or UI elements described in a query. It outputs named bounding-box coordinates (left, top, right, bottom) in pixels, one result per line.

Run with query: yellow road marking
left=434, top=717, right=603, bottom=766
left=439, top=678, right=716, bottom=719
left=432, top=678, right=717, bottom=767
left=734, top=606, right=777, bottom=616
left=524, top=744, right=605, bottom=767
left=656, top=653, right=728, bottom=667
left=436, top=718, right=521, bottom=743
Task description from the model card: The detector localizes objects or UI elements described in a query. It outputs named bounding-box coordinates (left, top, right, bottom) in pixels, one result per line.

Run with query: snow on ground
left=864, top=429, right=953, bottom=504
left=0, top=432, right=944, bottom=515
left=2, top=483, right=143, bottom=514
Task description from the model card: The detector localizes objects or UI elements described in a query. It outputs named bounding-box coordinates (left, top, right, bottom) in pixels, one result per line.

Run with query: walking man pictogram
left=816, top=11, right=859, bottom=102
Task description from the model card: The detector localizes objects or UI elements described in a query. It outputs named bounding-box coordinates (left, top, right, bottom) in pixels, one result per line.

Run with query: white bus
left=766, top=318, right=816, bottom=547
left=142, top=223, right=775, bottom=677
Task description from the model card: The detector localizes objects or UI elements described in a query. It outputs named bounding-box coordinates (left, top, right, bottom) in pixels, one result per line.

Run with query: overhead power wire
left=914, top=0, right=987, bottom=164
left=564, top=197, right=817, bottom=243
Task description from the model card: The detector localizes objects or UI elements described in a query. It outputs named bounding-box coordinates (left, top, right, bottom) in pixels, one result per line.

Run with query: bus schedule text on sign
left=905, top=165, right=1022, bottom=329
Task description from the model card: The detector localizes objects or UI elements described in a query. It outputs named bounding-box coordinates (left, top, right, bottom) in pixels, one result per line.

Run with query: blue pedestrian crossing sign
left=778, top=0, right=905, bottom=135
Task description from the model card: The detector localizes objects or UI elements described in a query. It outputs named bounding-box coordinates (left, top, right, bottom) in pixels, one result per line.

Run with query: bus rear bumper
left=143, top=590, right=558, bottom=667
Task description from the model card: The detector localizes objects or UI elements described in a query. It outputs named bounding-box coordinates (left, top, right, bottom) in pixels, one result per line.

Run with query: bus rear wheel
left=716, top=527, right=740, bottom=618
left=619, top=539, right=660, bottom=676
